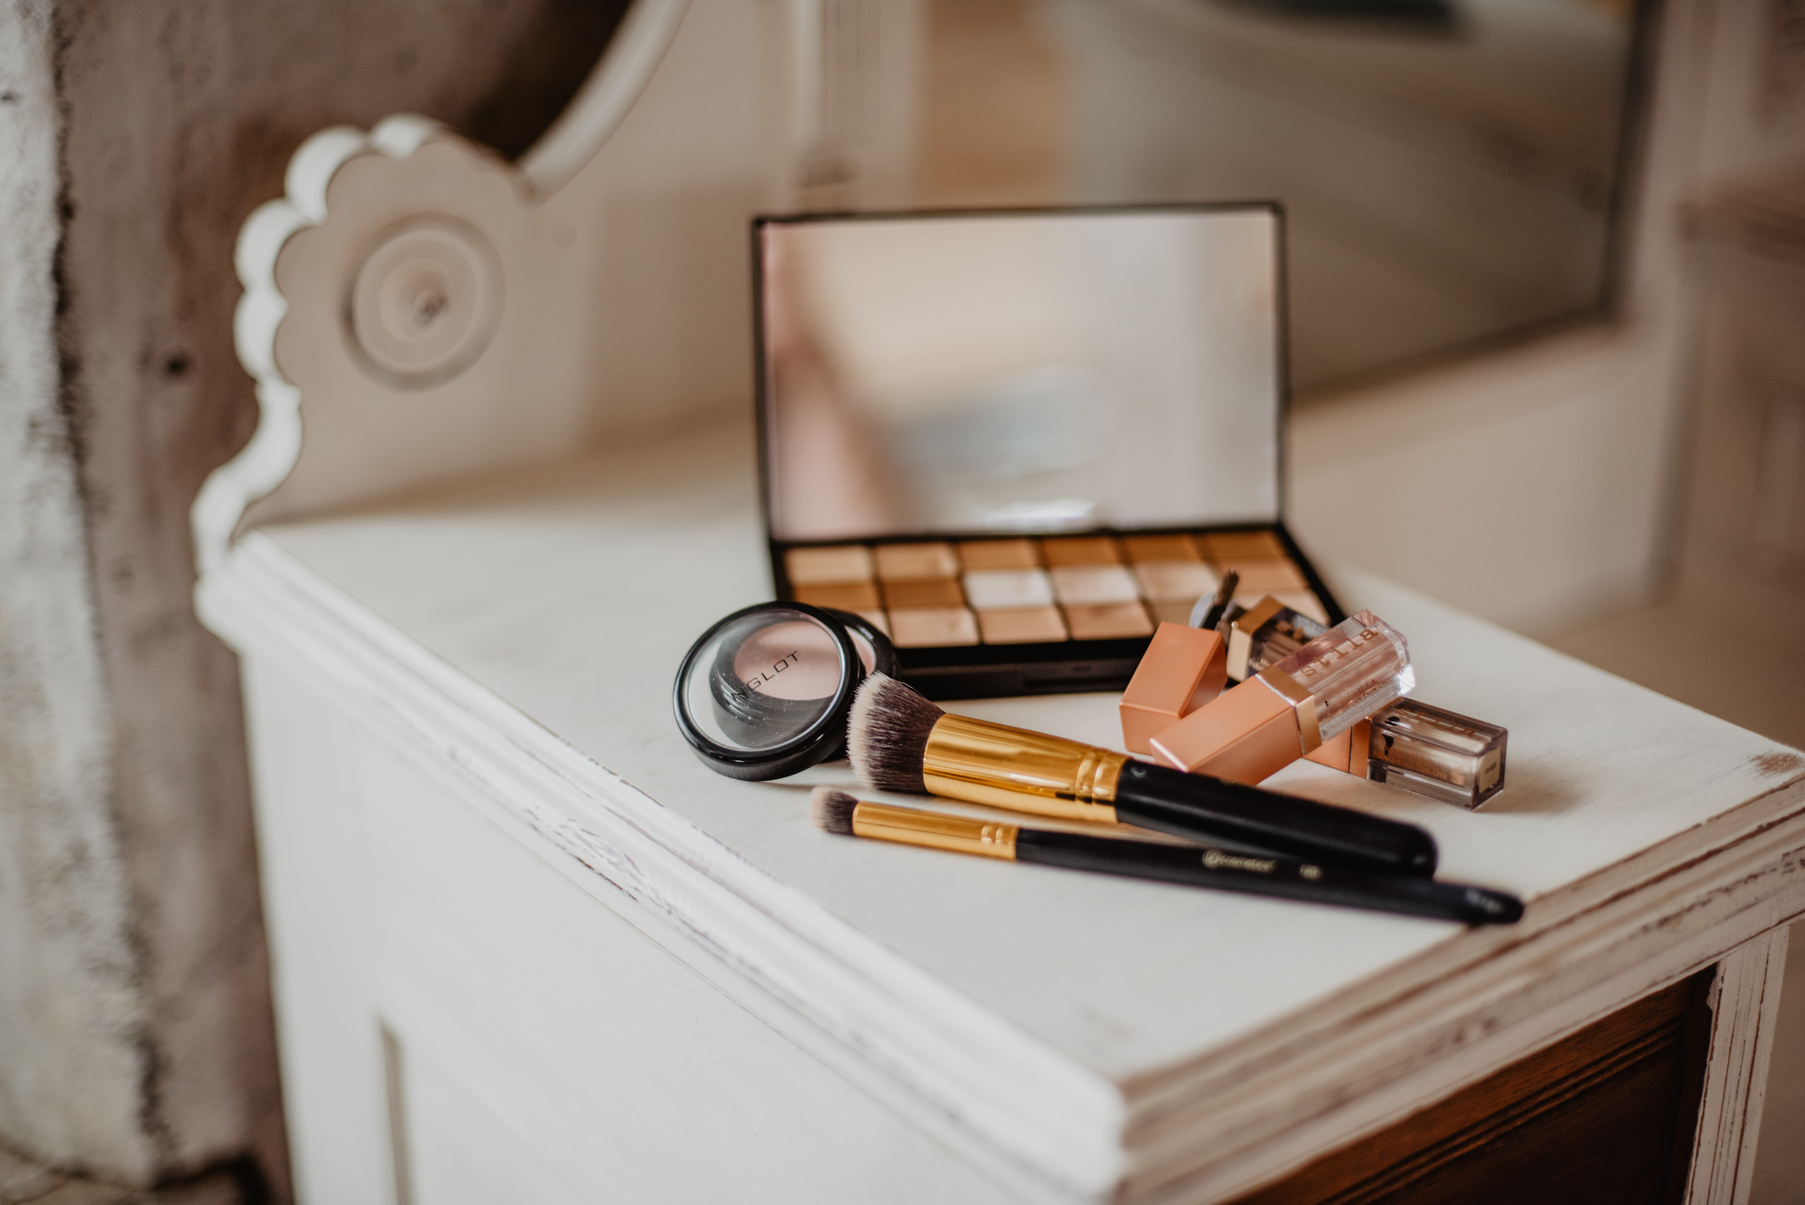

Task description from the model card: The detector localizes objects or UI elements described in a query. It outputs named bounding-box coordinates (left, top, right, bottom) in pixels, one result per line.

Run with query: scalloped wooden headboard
left=195, top=0, right=922, bottom=573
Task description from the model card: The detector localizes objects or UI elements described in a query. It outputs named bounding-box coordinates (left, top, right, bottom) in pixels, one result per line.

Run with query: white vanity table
left=193, top=4, right=1805, bottom=1199
left=199, top=416, right=1805, bottom=1204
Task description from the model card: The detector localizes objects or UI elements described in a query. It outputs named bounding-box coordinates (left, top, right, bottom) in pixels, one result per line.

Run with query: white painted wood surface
left=1686, top=928, right=1792, bottom=1205
left=200, top=414, right=1805, bottom=1202
left=197, top=0, right=798, bottom=572
left=241, top=657, right=1024, bottom=1205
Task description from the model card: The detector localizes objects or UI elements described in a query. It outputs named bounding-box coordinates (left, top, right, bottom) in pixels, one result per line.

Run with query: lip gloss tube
left=1366, top=699, right=1507, bottom=810
left=1150, top=610, right=1413, bottom=785
left=1119, top=623, right=1228, bottom=754
left=1225, top=597, right=1329, bottom=682
left=1305, top=719, right=1371, bottom=775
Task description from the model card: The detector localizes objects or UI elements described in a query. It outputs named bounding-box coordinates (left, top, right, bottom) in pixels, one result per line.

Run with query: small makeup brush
left=811, top=789, right=1520, bottom=925
left=1191, top=569, right=1239, bottom=631
left=848, top=673, right=1438, bottom=876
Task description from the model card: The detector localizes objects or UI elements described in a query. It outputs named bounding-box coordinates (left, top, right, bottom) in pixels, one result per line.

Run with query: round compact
left=673, top=603, right=898, bottom=780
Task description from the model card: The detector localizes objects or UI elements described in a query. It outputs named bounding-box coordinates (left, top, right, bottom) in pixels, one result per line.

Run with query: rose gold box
left=1119, top=624, right=1227, bottom=754
left=1149, top=612, right=1411, bottom=785
left=1304, top=720, right=1370, bottom=775
left=1148, top=675, right=1304, bottom=784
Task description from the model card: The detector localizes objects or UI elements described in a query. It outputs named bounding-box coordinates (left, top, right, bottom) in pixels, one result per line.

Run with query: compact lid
left=757, top=205, right=1284, bottom=543
left=673, top=603, right=896, bottom=780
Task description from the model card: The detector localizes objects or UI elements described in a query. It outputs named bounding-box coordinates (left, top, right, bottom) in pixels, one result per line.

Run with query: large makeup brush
left=848, top=673, right=1438, bottom=876
left=812, top=789, right=1519, bottom=924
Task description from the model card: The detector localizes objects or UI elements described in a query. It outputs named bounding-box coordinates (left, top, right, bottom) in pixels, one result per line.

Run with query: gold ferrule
left=851, top=802, right=1019, bottom=859
left=1255, top=668, right=1323, bottom=754
left=921, top=714, right=1125, bottom=823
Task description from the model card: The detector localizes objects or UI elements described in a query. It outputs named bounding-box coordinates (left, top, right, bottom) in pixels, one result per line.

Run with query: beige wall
left=1288, top=0, right=1805, bottom=640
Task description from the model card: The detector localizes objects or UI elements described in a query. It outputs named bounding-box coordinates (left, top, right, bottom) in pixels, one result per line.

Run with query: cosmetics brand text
left=1295, top=627, right=1384, bottom=684
left=1203, top=849, right=1277, bottom=874
left=748, top=650, right=804, bottom=693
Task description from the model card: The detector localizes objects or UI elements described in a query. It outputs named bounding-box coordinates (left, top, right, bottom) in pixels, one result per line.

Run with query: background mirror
left=762, top=209, right=1282, bottom=541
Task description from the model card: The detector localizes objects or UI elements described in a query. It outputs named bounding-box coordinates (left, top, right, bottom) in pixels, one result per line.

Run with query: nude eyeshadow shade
left=876, top=542, right=960, bottom=581
left=1051, top=565, right=1142, bottom=605
left=1226, top=561, right=1309, bottom=591
left=956, top=539, right=1041, bottom=570
left=792, top=582, right=882, bottom=611
left=976, top=606, right=1069, bottom=644
left=883, top=578, right=966, bottom=609
left=962, top=570, right=1055, bottom=609
left=889, top=606, right=980, bottom=648
left=1149, top=600, right=1204, bottom=625
left=1200, top=531, right=1286, bottom=561
left=785, top=544, right=875, bottom=585
left=1063, top=603, right=1155, bottom=640
left=1133, top=561, right=1220, bottom=603
left=780, top=532, right=1330, bottom=662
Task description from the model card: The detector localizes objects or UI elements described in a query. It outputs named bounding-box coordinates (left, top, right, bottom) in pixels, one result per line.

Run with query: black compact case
left=752, top=204, right=1342, bottom=700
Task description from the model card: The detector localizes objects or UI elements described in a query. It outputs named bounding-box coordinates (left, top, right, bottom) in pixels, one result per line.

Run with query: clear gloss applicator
left=1150, top=610, right=1413, bottom=785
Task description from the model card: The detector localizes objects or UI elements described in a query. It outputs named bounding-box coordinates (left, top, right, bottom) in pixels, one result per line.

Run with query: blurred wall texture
left=0, top=1, right=620, bottom=1197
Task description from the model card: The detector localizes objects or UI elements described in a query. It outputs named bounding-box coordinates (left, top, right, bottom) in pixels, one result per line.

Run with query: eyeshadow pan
left=957, top=539, right=1042, bottom=571
left=876, top=543, right=960, bottom=581
left=1221, top=560, right=1308, bottom=591
left=1041, top=536, right=1122, bottom=566
left=1133, top=561, right=1220, bottom=603
left=889, top=607, right=980, bottom=648
left=792, top=582, right=882, bottom=610
left=786, top=545, right=875, bottom=585
left=1122, top=534, right=1202, bottom=563
left=776, top=532, right=1328, bottom=657
left=962, top=569, right=1054, bottom=609
left=978, top=606, right=1068, bottom=644
left=1050, top=564, right=1141, bottom=605
left=1150, top=600, right=1200, bottom=626
left=1062, top=602, right=1154, bottom=640
left=883, top=578, right=965, bottom=609
left=1202, top=531, right=1286, bottom=562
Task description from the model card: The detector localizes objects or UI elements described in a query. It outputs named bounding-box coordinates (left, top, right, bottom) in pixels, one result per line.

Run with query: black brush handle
left=1112, top=761, right=1438, bottom=876
left=1016, top=829, right=1517, bottom=925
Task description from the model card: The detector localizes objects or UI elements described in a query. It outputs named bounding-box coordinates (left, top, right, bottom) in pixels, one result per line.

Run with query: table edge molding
left=198, top=532, right=1805, bottom=1203
left=200, top=533, right=1126, bottom=1201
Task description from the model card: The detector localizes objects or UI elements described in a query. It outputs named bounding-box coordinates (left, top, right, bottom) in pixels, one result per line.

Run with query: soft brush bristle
left=847, top=673, right=942, bottom=794
left=809, top=788, right=859, bottom=837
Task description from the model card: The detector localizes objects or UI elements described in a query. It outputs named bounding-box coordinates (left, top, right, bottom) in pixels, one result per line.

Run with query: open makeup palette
left=755, top=204, right=1342, bottom=698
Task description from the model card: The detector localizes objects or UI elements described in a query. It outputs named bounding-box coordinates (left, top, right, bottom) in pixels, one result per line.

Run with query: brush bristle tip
left=810, top=787, right=859, bottom=837
left=847, top=673, right=942, bottom=795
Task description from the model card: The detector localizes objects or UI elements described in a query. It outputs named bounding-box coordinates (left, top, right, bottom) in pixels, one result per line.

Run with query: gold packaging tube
left=921, top=714, right=1125, bottom=823
left=1255, top=667, right=1323, bottom=753
left=851, top=801, right=1019, bottom=859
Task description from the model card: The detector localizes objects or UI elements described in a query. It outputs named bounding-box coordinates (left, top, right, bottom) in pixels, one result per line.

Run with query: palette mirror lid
left=757, top=205, right=1283, bottom=544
